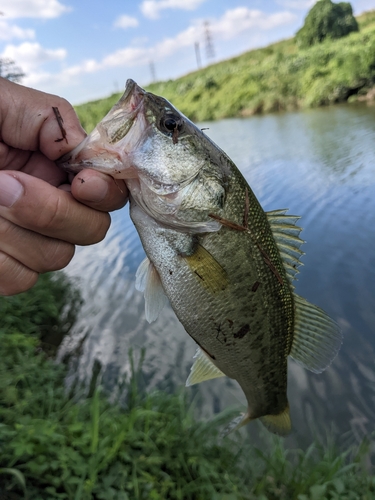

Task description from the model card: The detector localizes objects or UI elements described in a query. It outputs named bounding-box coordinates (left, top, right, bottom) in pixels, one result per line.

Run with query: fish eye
left=164, top=118, right=177, bottom=130
left=160, top=114, right=183, bottom=133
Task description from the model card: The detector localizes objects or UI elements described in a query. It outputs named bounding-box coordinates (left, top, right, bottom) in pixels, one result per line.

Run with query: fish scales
left=58, top=79, right=342, bottom=435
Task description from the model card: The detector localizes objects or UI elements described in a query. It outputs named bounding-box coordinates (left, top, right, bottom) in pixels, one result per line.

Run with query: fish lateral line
left=243, top=187, right=250, bottom=229
left=255, top=241, right=284, bottom=286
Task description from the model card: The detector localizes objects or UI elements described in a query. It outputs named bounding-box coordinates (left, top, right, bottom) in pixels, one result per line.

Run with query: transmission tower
left=204, top=21, right=215, bottom=60
left=194, top=42, right=202, bottom=69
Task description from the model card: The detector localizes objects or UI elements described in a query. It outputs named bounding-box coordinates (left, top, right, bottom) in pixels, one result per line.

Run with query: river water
left=61, top=103, right=375, bottom=446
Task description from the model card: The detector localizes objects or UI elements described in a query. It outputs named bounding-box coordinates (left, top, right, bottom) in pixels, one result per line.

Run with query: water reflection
left=61, top=103, right=375, bottom=445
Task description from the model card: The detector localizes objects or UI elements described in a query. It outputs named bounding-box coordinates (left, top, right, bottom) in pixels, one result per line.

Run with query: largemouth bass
left=59, top=80, right=342, bottom=435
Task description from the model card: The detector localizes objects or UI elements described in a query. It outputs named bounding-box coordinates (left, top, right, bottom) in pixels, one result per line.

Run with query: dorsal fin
left=135, top=257, right=168, bottom=323
left=290, top=294, right=342, bottom=373
left=185, top=348, right=226, bottom=387
left=266, top=209, right=305, bottom=286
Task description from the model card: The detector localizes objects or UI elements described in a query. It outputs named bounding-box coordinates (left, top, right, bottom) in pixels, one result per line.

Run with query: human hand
left=0, top=78, right=128, bottom=295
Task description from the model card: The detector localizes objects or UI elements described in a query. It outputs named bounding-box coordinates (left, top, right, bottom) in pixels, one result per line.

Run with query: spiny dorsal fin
left=183, top=243, right=229, bottom=294
left=135, top=257, right=168, bottom=323
left=186, top=348, right=226, bottom=387
left=290, top=294, right=342, bottom=373
left=266, top=209, right=305, bottom=285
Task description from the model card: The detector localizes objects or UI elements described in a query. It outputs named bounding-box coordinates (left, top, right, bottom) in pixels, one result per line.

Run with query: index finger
left=0, top=78, right=86, bottom=160
left=0, top=171, right=110, bottom=245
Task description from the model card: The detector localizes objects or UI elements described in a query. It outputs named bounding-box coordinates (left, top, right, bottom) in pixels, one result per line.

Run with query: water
left=61, top=103, right=375, bottom=445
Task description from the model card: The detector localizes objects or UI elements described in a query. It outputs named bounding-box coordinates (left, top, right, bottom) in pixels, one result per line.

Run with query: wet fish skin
left=58, top=80, right=342, bottom=435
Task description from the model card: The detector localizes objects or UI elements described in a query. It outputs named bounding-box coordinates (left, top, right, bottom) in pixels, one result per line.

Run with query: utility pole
left=204, top=21, right=215, bottom=61
left=194, top=42, right=202, bottom=69
left=149, top=61, right=156, bottom=83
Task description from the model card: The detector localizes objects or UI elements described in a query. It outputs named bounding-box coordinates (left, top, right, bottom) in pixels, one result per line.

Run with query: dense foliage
left=296, top=0, right=359, bottom=48
left=75, top=10, right=375, bottom=130
left=1, top=273, right=375, bottom=498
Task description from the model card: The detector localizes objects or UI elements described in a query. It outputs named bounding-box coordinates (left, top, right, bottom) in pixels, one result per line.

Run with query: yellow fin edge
left=223, top=404, right=292, bottom=437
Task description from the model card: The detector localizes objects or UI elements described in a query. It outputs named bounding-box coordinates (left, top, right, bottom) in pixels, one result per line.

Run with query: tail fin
left=223, top=404, right=292, bottom=437
left=259, top=404, right=292, bottom=436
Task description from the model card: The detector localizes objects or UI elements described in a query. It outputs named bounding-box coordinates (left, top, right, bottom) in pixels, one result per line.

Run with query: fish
left=58, top=79, right=342, bottom=436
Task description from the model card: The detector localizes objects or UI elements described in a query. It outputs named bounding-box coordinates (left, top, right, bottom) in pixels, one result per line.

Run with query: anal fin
left=186, top=347, right=225, bottom=387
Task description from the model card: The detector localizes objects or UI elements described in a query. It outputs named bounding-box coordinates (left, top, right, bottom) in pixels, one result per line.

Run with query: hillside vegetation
left=75, top=10, right=375, bottom=131
left=1, top=274, right=375, bottom=499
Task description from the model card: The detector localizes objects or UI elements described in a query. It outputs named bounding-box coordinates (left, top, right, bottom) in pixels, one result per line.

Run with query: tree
left=0, top=58, right=25, bottom=82
left=296, top=0, right=359, bottom=48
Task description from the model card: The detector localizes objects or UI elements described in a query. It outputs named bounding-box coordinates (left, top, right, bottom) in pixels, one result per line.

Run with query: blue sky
left=1, top=0, right=375, bottom=105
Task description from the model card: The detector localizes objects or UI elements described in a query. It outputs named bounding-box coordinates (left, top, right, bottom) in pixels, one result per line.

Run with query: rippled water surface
left=62, top=103, right=375, bottom=445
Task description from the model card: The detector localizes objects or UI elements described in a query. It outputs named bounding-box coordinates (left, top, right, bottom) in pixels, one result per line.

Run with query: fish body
left=59, top=80, right=342, bottom=435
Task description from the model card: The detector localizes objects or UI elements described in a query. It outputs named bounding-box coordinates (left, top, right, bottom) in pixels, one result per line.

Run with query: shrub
left=296, top=0, right=359, bottom=48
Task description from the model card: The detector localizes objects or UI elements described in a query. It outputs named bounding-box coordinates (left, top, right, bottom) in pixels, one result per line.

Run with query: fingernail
left=76, top=175, right=109, bottom=203
left=0, top=175, right=24, bottom=207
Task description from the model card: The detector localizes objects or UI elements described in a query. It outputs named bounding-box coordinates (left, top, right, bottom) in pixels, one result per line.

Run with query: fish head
left=58, top=79, right=145, bottom=178
left=58, top=79, right=228, bottom=232
left=58, top=79, right=213, bottom=192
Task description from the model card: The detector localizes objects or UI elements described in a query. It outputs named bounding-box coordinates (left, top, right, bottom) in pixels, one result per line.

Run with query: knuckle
left=40, top=241, right=75, bottom=272
left=34, top=194, right=67, bottom=233
left=86, top=213, right=110, bottom=245
left=0, top=217, right=16, bottom=238
left=0, top=252, right=38, bottom=296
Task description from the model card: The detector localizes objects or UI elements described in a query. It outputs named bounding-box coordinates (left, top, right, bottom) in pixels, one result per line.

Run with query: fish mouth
left=122, top=79, right=144, bottom=108
left=57, top=79, right=146, bottom=177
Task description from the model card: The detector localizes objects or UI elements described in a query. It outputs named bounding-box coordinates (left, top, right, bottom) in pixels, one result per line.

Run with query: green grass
left=1, top=273, right=375, bottom=499
left=75, top=10, right=375, bottom=132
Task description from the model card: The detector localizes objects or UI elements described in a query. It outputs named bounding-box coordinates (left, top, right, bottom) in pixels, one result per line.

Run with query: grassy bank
left=1, top=274, right=375, bottom=499
left=75, top=10, right=375, bottom=132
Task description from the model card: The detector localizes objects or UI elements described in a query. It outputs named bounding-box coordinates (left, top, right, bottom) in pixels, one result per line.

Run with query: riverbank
left=0, top=273, right=374, bottom=499
left=75, top=10, right=375, bottom=132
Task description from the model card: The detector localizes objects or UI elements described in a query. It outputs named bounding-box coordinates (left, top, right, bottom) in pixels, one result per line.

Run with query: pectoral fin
left=290, top=294, right=342, bottom=373
left=135, top=257, right=168, bottom=323
left=186, top=348, right=226, bottom=387
left=183, top=243, right=228, bottom=294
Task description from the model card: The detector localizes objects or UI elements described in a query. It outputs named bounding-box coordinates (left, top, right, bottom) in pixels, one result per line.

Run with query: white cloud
left=114, top=14, right=139, bottom=29
left=0, top=20, right=35, bottom=40
left=0, top=0, right=71, bottom=19
left=141, top=0, right=206, bottom=20
left=1, top=42, right=66, bottom=72
left=101, top=8, right=296, bottom=66
left=276, top=0, right=316, bottom=9
left=102, top=46, right=150, bottom=68
left=16, top=7, right=296, bottom=92
left=212, top=8, right=296, bottom=39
